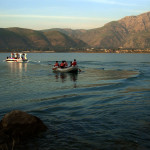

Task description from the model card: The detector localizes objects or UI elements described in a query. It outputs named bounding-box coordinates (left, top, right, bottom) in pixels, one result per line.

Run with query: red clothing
left=54, top=62, right=59, bottom=67
left=72, top=61, right=77, bottom=66
left=60, top=62, right=65, bottom=67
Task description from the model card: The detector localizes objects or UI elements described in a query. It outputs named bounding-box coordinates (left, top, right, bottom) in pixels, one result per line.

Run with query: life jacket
left=72, top=61, right=77, bottom=66
left=60, top=62, right=65, bottom=67
left=54, top=62, right=59, bottom=67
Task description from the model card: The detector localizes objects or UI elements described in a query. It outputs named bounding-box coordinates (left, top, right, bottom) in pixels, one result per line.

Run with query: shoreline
left=1, top=51, right=150, bottom=54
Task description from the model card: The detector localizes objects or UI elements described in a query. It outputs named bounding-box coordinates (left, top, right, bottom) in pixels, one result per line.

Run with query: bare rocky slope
left=53, top=11, right=150, bottom=49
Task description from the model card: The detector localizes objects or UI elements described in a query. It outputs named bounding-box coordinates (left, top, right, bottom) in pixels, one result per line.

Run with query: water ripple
left=1, top=53, right=150, bottom=149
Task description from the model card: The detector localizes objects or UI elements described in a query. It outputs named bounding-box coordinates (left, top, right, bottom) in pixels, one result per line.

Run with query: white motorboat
left=6, top=53, right=28, bottom=62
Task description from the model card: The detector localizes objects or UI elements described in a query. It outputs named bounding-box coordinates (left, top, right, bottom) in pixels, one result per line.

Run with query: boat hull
left=6, top=58, right=28, bottom=62
left=53, top=66, right=78, bottom=73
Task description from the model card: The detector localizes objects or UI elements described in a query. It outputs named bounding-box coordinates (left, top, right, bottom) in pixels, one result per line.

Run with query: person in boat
left=64, top=61, right=68, bottom=67
left=72, top=59, right=77, bottom=66
left=54, top=61, right=59, bottom=67
left=69, top=61, right=72, bottom=67
left=60, top=61, right=65, bottom=68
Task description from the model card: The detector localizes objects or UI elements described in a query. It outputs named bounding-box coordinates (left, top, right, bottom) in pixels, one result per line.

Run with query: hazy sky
left=0, top=0, right=149, bottom=30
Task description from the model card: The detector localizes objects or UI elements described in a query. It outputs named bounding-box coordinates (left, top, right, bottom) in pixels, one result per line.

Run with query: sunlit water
left=0, top=53, right=150, bottom=149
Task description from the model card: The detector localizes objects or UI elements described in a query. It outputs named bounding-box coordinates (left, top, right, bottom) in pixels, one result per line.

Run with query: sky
left=0, top=0, right=149, bottom=30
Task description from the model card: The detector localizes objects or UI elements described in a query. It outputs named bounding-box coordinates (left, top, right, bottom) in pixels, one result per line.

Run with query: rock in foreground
left=0, top=110, right=47, bottom=149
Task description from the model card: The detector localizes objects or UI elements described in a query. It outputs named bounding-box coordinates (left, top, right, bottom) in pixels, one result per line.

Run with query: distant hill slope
left=42, top=30, right=87, bottom=48
left=0, top=28, right=87, bottom=52
left=49, top=11, right=150, bottom=49
left=7, top=27, right=51, bottom=48
left=0, top=11, right=150, bottom=52
left=0, top=28, right=28, bottom=49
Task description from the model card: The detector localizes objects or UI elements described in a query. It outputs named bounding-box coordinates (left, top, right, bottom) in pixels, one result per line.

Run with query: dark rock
left=0, top=130, right=12, bottom=150
left=0, top=110, right=47, bottom=149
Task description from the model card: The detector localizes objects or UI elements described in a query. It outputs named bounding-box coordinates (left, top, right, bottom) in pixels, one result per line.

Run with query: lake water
left=0, top=53, right=150, bottom=150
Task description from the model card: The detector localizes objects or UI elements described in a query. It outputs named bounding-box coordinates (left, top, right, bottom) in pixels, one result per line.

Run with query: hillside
left=42, top=30, right=87, bottom=48
left=51, top=11, right=150, bottom=49
left=0, top=28, right=87, bottom=52
left=0, top=11, right=150, bottom=52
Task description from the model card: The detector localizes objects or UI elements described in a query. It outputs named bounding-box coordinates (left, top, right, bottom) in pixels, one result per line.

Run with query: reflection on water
left=51, top=68, right=139, bottom=90
left=7, top=62, right=28, bottom=73
left=54, top=72, right=78, bottom=88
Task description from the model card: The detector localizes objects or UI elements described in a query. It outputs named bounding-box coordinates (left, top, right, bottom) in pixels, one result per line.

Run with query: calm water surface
left=0, top=53, right=150, bottom=150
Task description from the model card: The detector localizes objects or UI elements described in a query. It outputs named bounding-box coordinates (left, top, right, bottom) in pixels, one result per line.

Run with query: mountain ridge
left=51, top=11, right=150, bottom=49
left=0, top=11, right=150, bottom=52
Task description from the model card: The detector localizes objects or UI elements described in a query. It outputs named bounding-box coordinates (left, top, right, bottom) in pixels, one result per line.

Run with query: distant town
left=19, top=48, right=150, bottom=53
left=68, top=47, right=150, bottom=53
left=1, top=47, right=150, bottom=53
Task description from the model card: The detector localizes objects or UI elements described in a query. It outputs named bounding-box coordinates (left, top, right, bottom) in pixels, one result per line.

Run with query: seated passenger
left=54, top=61, right=59, bottom=67
left=64, top=61, right=68, bottom=67
left=69, top=61, right=72, bottom=67
left=60, top=61, right=65, bottom=68
left=72, top=59, right=77, bottom=66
